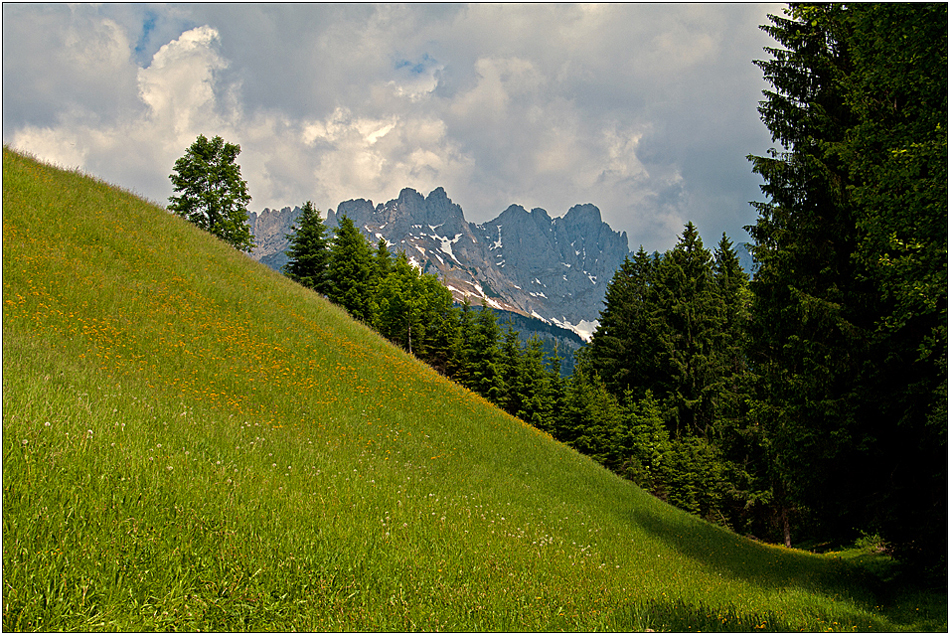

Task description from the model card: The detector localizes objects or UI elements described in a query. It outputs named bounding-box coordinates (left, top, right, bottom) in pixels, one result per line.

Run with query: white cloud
left=294, top=108, right=474, bottom=211
left=7, top=18, right=476, bottom=215
left=8, top=24, right=237, bottom=198
left=3, top=3, right=781, bottom=252
left=137, top=25, right=228, bottom=143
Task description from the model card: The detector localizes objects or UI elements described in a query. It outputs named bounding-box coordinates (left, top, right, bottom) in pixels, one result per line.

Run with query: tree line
left=167, top=2, right=945, bottom=573
left=744, top=3, right=946, bottom=569
left=567, top=4, right=945, bottom=569
left=283, top=204, right=790, bottom=545
left=281, top=201, right=566, bottom=425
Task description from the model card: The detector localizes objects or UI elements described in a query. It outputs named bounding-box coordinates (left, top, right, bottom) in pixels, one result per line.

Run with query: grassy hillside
left=2, top=147, right=944, bottom=631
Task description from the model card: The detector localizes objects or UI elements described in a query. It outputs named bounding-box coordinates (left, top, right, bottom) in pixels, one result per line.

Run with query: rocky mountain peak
left=562, top=202, right=602, bottom=225
left=249, top=187, right=632, bottom=340
left=248, top=205, right=302, bottom=271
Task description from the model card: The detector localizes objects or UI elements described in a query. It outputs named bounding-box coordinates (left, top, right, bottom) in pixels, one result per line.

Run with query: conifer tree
left=373, top=251, right=455, bottom=359
left=557, top=349, right=624, bottom=467
left=415, top=273, right=456, bottom=367
left=325, top=216, right=375, bottom=322
left=536, top=343, right=566, bottom=436
left=712, top=234, right=753, bottom=435
left=425, top=291, right=461, bottom=377
left=617, top=391, right=672, bottom=496
left=373, top=238, right=393, bottom=284
left=517, top=335, right=553, bottom=429
left=747, top=3, right=947, bottom=560
left=447, top=298, right=476, bottom=384
left=499, top=323, right=525, bottom=416
left=589, top=248, right=659, bottom=399
left=374, top=252, right=422, bottom=351
left=282, top=201, right=330, bottom=293
left=466, top=302, right=505, bottom=405
left=650, top=222, right=726, bottom=439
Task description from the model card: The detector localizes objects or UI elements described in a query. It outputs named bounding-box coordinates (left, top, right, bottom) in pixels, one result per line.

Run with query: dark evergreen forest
left=279, top=3, right=946, bottom=575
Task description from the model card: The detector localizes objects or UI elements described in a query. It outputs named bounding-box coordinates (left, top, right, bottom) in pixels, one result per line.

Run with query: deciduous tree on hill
left=168, top=134, right=255, bottom=253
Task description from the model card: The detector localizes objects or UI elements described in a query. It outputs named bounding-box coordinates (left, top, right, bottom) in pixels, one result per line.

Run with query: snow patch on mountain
left=249, top=187, right=630, bottom=340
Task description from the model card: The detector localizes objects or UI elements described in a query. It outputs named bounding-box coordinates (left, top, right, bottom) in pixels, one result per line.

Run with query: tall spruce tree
left=499, top=323, right=525, bottom=417
left=325, top=216, right=376, bottom=322
left=424, top=289, right=461, bottom=377
left=373, top=238, right=393, bottom=284
left=282, top=201, right=330, bottom=293
left=466, top=302, right=505, bottom=406
left=415, top=273, right=456, bottom=368
left=650, top=223, right=727, bottom=439
left=517, top=335, right=555, bottom=429
left=747, top=3, right=947, bottom=562
left=617, top=391, right=672, bottom=498
left=589, top=247, right=660, bottom=400
left=537, top=343, right=566, bottom=436
left=374, top=252, right=422, bottom=352
left=712, top=234, right=754, bottom=436
left=373, top=251, right=454, bottom=360
left=447, top=298, right=476, bottom=385
left=833, top=5, right=947, bottom=565
left=556, top=348, right=625, bottom=468
left=584, top=225, right=768, bottom=536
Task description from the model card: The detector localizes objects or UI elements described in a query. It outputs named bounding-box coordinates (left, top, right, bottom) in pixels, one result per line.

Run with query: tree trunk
left=782, top=506, right=791, bottom=548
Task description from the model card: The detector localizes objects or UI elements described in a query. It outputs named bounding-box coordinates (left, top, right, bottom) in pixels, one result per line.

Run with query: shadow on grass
left=621, top=502, right=948, bottom=632
left=626, top=500, right=854, bottom=591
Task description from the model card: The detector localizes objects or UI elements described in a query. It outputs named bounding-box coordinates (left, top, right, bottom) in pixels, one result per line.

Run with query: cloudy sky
left=3, top=3, right=783, bottom=253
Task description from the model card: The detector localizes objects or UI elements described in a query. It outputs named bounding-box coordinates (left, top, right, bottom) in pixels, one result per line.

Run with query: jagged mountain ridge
left=248, top=187, right=631, bottom=340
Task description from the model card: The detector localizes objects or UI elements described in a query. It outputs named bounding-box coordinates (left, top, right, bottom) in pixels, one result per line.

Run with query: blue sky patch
left=133, top=10, right=158, bottom=63
left=394, top=53, right=437, bottom=75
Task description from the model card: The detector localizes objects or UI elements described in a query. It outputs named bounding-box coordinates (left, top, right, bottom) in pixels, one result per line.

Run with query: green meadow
left=3, top=147, right=945, bottom=631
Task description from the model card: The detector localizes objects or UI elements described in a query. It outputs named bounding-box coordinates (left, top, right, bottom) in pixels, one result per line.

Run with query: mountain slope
left=3, top=148, right=940, bottom=632
left=250, top=187, right=629, bottom=339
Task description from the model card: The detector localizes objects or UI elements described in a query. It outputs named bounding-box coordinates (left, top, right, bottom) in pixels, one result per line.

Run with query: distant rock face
left=247, top=205, right=302, bottom=272
left=248, top=188, right=631, bottom=340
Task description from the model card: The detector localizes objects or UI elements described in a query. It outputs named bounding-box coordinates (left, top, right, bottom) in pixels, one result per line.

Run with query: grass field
left=3, top=146, right=945, bottom=631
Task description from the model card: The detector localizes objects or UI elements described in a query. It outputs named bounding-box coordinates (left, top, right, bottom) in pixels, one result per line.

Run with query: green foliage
left=584, top=223, right=764, bottom=537
left=591, top=226, right=753, bottom=443
left=374, top=252, right=454, bottom=361
left=747, top=3, right=947, bottom=564
left=373, top=252, right=420, bottom=350
left=499, top=324, right=526, bottom=415
left=465, top=302, right=506, bottom=405
left=168, top=134, right=254, bottom=253
left=282, top=214, right=567, bottom=443
left=514, top=335, right=557, bottom=429
left=589, top=247, right=660, bottom=398
left=650, top=222, right=728, bottom=438
left=664, top=437, right=729, bottom=524
left=325, top=216, right=376, bottom=322
left=282, top=201, right=330, bottom=293
left=446, top=298, right=475, bottom=383
left=373, top=237, right=393, bottom=281
left=283, top=215, right=460, bottom=373
left=617, top=391, right=671, bottom=494
left=558, top=352, right=625, bottom=466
